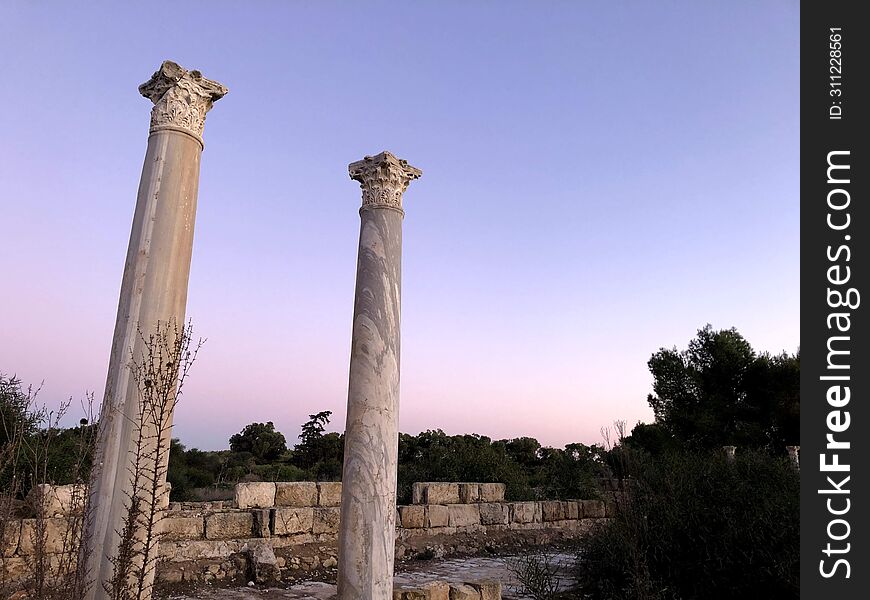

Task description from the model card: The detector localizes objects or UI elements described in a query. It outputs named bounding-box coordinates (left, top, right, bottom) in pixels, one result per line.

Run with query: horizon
left=0, top=1, right=799, bottom=452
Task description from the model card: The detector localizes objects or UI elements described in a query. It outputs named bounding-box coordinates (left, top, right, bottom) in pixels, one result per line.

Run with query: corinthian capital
left=139, top=60, right=228, bottom=144
left=348, top=151, right=422, bottom=213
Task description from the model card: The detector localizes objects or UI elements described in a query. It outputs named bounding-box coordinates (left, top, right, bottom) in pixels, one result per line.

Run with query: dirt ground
left=157, top=553, right=578, bottom=600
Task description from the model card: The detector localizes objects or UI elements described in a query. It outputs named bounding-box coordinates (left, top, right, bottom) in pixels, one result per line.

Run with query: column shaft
left=337, top=208, right=403, bottom=599
left=337, top=152, right=421, bottom=600
left=84, top=61, right=225, bottom=600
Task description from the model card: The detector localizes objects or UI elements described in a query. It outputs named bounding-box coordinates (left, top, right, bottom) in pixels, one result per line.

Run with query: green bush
left=576, top=449, right=799, bottom=600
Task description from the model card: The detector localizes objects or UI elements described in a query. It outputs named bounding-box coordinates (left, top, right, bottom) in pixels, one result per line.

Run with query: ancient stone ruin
left=5, top=60, right=607, bottom=600
left=2, top=481, right=613, bottom=597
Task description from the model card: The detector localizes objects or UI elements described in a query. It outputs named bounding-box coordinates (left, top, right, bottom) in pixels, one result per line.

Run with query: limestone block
left=581, top=499, right=606, bottom=518
left=510, top=502, right=541, bottom=524
left=447, top=504, right=481, bottom=528
left=18, top=518, right=73, bottom=554
left=158, top=481, right=172, bottom=511
left=458, top=483, right=480, bottom=503
left=426, top=483, right=460, bottom=505
left=427, top=504, right=449, bottom=528
left=317, top=481, right=342, bottom=507
left=541, top=500, right=566, bottom=522
left=399, top=505, right=426, bottom=529
left=478, top=503, right=509, bottom=525
left=565, top=500, right=580, bottom=520
left=27, top=483, right=87, bottom=517
left=159, top=538, right=243, bottom=561
left=234, top=482, right=276, bottom=509
left=272, top=508, right=313, bottom=536
left=421, top=581, right=450, bottom=600
left=412, top=482, right=428, bottom=505
left=1, top=519, right=20, bottom=557
left=393, top=588, right=429, bottom=600
left=275, top=482, right=317, bottom=507
left=161, top=516, right=204, bottom=541
left=313, top=507, right=341, bottom=534
left=469, top=580, right=501, bottom=600
left=449, top=583, right=481, bottom=599
left=205, top=511, right=254, bottom=540
left=247, top=540, right=279, bottom=583
left=0, top=557, right=28, bottom=584
left=478, top=483, right=506, bottom=503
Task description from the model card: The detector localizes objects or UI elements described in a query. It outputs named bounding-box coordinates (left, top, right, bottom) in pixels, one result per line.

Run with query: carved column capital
left=348, top=151, right=422, bottom=214
left=139, top=60, right=228, bottom=145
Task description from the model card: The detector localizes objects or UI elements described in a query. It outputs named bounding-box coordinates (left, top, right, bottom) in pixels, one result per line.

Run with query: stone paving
left=161, top=553, right=578, bottom=600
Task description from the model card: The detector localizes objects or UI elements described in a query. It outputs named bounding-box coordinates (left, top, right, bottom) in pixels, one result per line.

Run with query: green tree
left=1, top=374, right=38, bottom=447
left=647, top=325, right=799, bottom=450
left=292, top=411, right=344, bottom=480
left=622, top=422, right=678, bottom=456
left=229, top=421, right=287, bottom=461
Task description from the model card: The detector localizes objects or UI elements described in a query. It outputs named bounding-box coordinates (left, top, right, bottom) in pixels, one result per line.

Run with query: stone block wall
left=1, top=482, right=611, bottom=587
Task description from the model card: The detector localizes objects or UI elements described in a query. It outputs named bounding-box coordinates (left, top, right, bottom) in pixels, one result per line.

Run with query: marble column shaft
left=84, top=61, right=226, bottom=600
left=337, top=152, right=421, bottom=600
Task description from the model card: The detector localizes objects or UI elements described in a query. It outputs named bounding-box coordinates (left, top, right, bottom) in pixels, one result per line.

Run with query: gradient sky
left=0, top=1, right=799, bottom=451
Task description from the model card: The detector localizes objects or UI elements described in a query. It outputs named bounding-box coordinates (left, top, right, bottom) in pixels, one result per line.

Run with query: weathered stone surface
left=427, top=504, right=450, bottom=528
left=412, top=482, right=427, bottom=505
left=478, top=503, right=509, bottom=526
left=314, top=507, right=341, bottom=535
left=27, top=484, right=88, bottom=518
left=447, top=504, right=481, bottom=528
left=205, top=512, right=254, bottom=540
left=1, top=519, right=21, bottom=557
left=235, top=482, right=276, bottom=509
left=421, top=581, right=451, bottom=600
left=458, top=483, right=480, bottom=504
left=161, top=516, right=204, bottom=541
left=581, top=499, right=606, bottom=518
left=541, top=501, right=565, bottom=522
left=159, top=539, right=246, bottom=561
left=478, top=483, right=505, bottom=503
left=252, top=509, right=271, bottom=538
left=273, top=508, right=313, bottom=536
left=510, top=502, right=541, bottom=524
left=0, top=557, right=28, bottom=583
left=426, top=483, right=460, bottom=505
left=18, top=518, right=74, bottom=555
left=157, top=482, right=172, bottom=511
left=275, top=482, right=318, bottom=507
left=449, top=583, right=481, bottom=599
left=565, top=500, right=580, bottom=520
left=317, top=482, right=342, bottom=507
left=468, top=580, right=501, bottom=600
left=399, top=505, right=426, bottom=529
left=393, top=588, right=428, bottom=600
left=246, top=539, right=279, bottom=583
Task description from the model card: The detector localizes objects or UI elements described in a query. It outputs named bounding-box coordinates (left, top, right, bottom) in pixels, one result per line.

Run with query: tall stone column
left=84, top=61, right=226, bottom=599
left=337, top=152, right=422, bottom=600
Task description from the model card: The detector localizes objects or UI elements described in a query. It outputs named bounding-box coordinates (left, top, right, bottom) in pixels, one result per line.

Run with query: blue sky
left=0, top=1, right=799, bottom=450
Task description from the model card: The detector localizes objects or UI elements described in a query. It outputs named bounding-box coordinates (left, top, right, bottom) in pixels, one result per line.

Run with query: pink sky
left=0, top=2, right=799, bottom=450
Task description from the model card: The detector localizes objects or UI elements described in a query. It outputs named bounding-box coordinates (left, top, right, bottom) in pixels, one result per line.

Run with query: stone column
left=84, top=61, right=226, bottom=600
left=337, top=152, right=421, bottom=600
left=786, top=445, right=800, bottom=470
